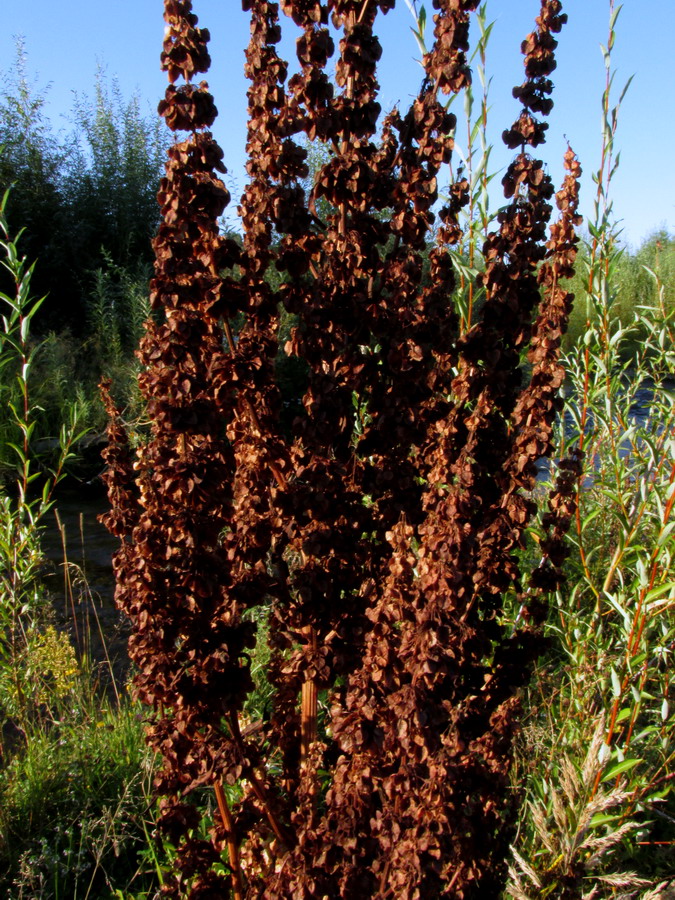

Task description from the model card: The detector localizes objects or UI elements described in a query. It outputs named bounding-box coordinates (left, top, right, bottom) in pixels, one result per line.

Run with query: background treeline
left=0, top=43, right=166, bottom=332
left=0, top=45, right=167, bottom=449
left=564, top=226, right=675, bottom=354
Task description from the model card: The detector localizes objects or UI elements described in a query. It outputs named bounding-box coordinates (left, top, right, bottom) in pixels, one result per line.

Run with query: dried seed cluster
left=102, top=1, right=582, bottom=897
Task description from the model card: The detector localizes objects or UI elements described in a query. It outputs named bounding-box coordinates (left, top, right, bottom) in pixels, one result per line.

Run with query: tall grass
left=0, top=696, right=157, bottom=899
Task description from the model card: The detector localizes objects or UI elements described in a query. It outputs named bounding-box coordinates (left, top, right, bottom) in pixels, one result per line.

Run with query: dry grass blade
left=507, top=865, right=537, bottom=900
left=642, top=881, right=675, bottom=900
left=593, top=871, right=655, bottom=889
left=584, top=818, right=640, bottom=866
left=510, top=845, right=543, bottom=889
left=530, top=801, right=557, bottom=854
left=582, top=717, right=608, bottom=787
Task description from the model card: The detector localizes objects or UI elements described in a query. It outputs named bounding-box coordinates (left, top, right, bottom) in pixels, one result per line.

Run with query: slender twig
left=214, top=782, right=245, bottom=900
left=357, top=0, right=372, bottom=25
left=229, top=711, right=293, bottom=847
left=300, top=624, right=318, bottom=761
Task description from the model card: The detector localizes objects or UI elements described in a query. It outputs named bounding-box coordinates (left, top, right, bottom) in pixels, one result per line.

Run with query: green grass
left=0, top=698, right=160, bottom=900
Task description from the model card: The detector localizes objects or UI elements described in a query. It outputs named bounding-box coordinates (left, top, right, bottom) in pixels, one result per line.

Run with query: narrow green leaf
left=618, top=74, right=634, bottom=106
left=610, top=667, right=621, bottom=698
left=601, top=757, right=642, bottom=782
left=609, top=4, right=623, bottom=33
left=7, top=442, right=27, bottom=464
left=646, top=582, right=675, bottom=604
left=657, top=523, right=675, bottom=548
left=589, top=812, right=620, bottom=827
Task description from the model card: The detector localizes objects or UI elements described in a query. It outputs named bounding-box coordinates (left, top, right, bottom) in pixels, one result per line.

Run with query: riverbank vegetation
left=0, top=1, right=674, bottom=897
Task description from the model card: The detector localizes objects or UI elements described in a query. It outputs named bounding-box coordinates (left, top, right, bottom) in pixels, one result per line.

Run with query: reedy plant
left=448, top=1, right=495, bottom=335
left=0, top=187, right=86, bottom=728
left=86, top=254, right=153, bottom=424
left=405, top=0, right=496, bottom=335
left=506, top=4, right=675, bottom=896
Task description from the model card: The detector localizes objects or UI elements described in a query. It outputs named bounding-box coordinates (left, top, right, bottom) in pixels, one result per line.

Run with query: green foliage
left=506, top=8, right=675, bottom=896
left=562, top=230, right=675, bottom=355
left=0, top=181, right=85, bottom=747
left=83, top=254, right=153, bottom=424
left=66, top=71, right=168, bottom=276
left=0, top=46, right=164, bottom=444
left=0, top=46, right=166, bottom=335
left=0, top=41, right=65, bottom=308
left=0, top=697, right=161, bottom=900
left=0, top=188, right=85, bottom=617
left=508, top=292, right=675, bottom=897
left=0, top=624, right=80, bottom=722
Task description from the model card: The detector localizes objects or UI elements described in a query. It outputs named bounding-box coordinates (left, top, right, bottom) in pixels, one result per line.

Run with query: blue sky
left=1, top=1, right=673, bottom=247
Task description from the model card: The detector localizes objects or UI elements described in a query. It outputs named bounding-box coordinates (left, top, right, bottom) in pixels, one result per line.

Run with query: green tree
left=0, top=40, right=66, bottom=324
left=0, top=48, right=167, bottom=334
left=64, top=71, right=168, bottom=277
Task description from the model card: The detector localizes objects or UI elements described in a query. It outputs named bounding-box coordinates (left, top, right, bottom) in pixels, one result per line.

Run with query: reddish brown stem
left=301, top=675, right=318, bottom=761
left=214, top=782, right=245, bottom=900
left=357, top=0, right=372, bottom=25
left=223, top=317, right=237, bottom=355
left=229, top=711, right=292, bottom=847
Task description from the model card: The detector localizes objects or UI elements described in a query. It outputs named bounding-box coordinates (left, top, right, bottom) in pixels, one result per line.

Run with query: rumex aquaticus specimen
left=101, top=1, right=582, bottom=896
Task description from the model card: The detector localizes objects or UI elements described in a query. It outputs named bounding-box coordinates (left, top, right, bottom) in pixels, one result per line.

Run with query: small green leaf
left=589, top=812, right=620, bottom=827
left=646, top=582, right=675, bottom=604
left=609, top=3, right=623, bottom=33
left=610, top=666, right=621, bottom=698
left=657, top=524, right=675, bottom=548
left=601, top=757, right=642, bottom=782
